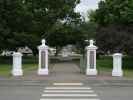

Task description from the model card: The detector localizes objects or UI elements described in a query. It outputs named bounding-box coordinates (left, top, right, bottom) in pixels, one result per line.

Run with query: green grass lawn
left=0, top=56, right=56, bottom=77
left=0, top=64, right=11, bottom=76
left=0, top=56, right=38, bottom=76
left=0, top=64, right=38, bottom=76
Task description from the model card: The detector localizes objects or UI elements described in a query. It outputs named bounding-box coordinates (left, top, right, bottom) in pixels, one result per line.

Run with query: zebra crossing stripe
left=44, top=90, right=94, bottom=93
left=40, top=99, right=100, bottom=100
left=53, top=83, right=83, bottom=86
left=40, top=83, right=100, bottom=100
left=42, top=93, right=98, bottom=97
left=45, top=87, right=91, bottom=90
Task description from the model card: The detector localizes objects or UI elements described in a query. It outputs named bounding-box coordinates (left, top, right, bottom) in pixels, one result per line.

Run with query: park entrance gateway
left=11, top=39, right=123, bottom=77
left=37, top=39, right=98, bottom=76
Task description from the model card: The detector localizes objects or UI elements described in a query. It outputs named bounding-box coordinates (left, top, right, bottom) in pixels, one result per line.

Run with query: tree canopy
left=89, top=0, right=133, bottom=54
left=0, top=0, right=81, bottom=55
left=92, top=0, right=133, bottom=25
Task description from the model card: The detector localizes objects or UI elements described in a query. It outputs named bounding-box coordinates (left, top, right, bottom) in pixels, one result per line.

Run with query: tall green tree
left=92, top=0, right=133, bottom=25
left=90, top=0, right=133, bottom=54
left=0, top=0, right=81, bottom=55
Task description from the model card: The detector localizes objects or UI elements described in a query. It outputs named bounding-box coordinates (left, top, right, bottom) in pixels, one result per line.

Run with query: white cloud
left=75, top=0, right=100, bottom=20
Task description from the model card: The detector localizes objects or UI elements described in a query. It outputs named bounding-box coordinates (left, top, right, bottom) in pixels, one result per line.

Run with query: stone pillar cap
left=38, top=39, right=48, bottom=50
left=89, top=39, right=95, bottom=46
left=113, top=53, right=122, bottom=56
left=86, top=39, right=97, bottom=50
left=13, top=52, right=22, bottom=56
left=42, top=39, right=46, bottom=46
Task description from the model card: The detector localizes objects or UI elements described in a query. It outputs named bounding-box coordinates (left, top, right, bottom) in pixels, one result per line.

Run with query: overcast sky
left=75, top=0, right=100, bottom=20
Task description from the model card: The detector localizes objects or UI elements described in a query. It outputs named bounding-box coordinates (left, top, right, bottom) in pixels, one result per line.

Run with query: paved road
left=0, top=81, right=133, bottom=100
left=0, top=86, right=41, bottom=100
left=0, top=62, right=133, bottom=100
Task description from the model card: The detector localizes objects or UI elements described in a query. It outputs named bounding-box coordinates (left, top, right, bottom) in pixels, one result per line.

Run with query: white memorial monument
left=86, top=40, right=98, bottom=75
left=112, top=53, right=123, bottom=77
left=38, top=39, right=49, bottom=75
left=12, top=52, right=23, bottom=76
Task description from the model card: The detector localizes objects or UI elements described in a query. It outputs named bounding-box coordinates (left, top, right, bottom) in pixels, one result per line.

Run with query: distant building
left=49, top=47, right=56, bottom=56
left=17, top=46, right=33, bottom=55
left=59, top=45, right=78, bottom=57
left=1, top=50, right=14, bottom=56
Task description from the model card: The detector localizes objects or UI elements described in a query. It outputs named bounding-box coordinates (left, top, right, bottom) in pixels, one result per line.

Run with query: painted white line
left=40, top=99, right=100, bottom=100
left=53, top=83, right=83, bottom=86
left=42, top=94, right=97, bottom=97
left=45, top=87, right=91, bottom=90
left=44, top=90, right=94, bottom=93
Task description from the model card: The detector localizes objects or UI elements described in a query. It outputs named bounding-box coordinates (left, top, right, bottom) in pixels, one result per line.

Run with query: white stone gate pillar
left=86, top=40, right=98, bottom=75
left=38, top=39, right=49, bottom=75
left=112, top=53, right=123, bottom=77
left=12, top=52, right=23, bottom=76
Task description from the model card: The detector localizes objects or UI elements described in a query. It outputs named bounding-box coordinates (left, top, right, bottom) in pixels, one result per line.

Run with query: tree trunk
left=55, top=46, right=61, bottom=56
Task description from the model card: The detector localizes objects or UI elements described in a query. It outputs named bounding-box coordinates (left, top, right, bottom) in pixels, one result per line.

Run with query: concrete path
left=49, top=62, right=86, bottom=82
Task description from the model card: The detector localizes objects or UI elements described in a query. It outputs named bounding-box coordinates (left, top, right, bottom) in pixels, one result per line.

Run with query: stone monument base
left=112, top=70, right=123, bottom=76
left=86, top=69, right=97, bottom=75
left=12, top=69, right=23, bottom=76
left=38, top=68, right=49, bottom=75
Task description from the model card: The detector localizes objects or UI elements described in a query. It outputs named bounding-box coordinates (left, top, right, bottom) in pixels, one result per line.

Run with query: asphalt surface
left=0, top=62, right=133, bottom=100
left=0, top=80, right=133, bottom=100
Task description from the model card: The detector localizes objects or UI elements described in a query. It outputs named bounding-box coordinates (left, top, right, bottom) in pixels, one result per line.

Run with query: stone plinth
left=12, top=52, right=23, bottom=76
left=112, top=53, right=123, bottom=77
